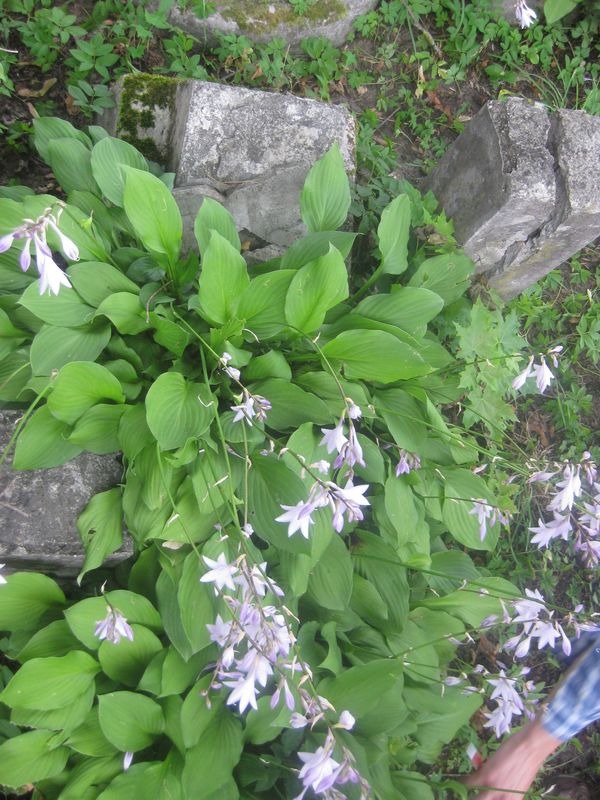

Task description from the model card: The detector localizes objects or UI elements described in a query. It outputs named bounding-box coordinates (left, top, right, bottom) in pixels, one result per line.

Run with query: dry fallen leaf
left=17, top=77, right=57, bottom=98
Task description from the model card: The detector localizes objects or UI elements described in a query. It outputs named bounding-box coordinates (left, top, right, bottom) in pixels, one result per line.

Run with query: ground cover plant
left=0, top=0, right=599, bottom=796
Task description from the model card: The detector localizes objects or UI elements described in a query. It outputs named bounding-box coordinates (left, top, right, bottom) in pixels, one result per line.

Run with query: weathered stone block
left=425, top=97, right=600, bottom=299
left=157, top=0, right=378, bottom=49
left=0, top=411, right=128, bottom=576
left=104, top=75, right=356, bottom=251
left=425, top=97, right=556, bottom=272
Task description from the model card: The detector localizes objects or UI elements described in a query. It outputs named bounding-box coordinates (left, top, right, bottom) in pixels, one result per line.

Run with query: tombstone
left=425, top=97, right=600, bottom=299
left=150, top=0, right=378, bottom=50
left=102, top=74, right=356, bottom=256
left=0, top=410, right=129, bottom=577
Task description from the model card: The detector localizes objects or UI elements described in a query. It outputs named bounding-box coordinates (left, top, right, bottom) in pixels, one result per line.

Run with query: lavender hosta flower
left=548, top=464, right=582, bottom=513
left=295, top=733, right=368, bottom=800
left=515, top=0, right=537, bottom=27
left=330, top=479, right=369, bottom=533
left=395, top=449, right=421, bottom=477
left=529, top=512, right=572, bottom=549
left=469, top=498, right=509, bottom=541
left=512, top=348, right=560, bottom=394
left=276, top=484, right=331, bottom=539
left=320, top=419, right=347, bottom=455
left=346, top=399, right=362, bottom=420
left=0, top=206, right=78, bottom=296
left=231, top=391, right=271, bottom=426
left=581, top=452, right=597, bottom=485
left=200, top=553, right=239, bottom=592
left=333, top=425, right=365, bottom=470
left=219, top=352, right=241, bottom=382
left=94, top=607, right=134, bottom=645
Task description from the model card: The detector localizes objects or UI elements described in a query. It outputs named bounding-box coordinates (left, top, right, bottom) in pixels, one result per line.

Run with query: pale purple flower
left=334, top=426, right=365, bottom=470
left=296, top=743, right=342, bottom=798
left=220, top=353, right=241, bottom=381
left=469, top=498, right=494, bottom=541
left=310, top=460, right=330, bottom=475
left=95, top=607, right=134, bottom=645
left=548, top=464, right=582, bottom=512
left=336, top=710, right=355, bottom=730
left=330, top=479, right=369, bottom=533
left=528, top=470, right=558, bottom=483
left=276, top=499, right=317, bottom=539
left=533, top=356, right=554, bottom=394
left=1, top=205, right=77, bottom=295
left=395, top=449, right=421, bottom=477
left=231, top=391, right=271, bottom=426
left=320, top=420, right=347, bottom=455
left=515, top=0, right=537, bottom=27
left=200, top=553, right=239, bottom=592
left=123, top=752, right=133, bottom=771
left=346, top=399, right=362, bottom=420
left=207, top=614, right=233, bottom=646
left=529, top=512, right=571, bottom=548
left=512, top=356, right=534, bottom=390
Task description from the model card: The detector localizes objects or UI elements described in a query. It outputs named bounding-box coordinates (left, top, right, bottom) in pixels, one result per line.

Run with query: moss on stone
left=218, top=0, right=346, bottom=33
left=117, top=73, right=179, bottom=162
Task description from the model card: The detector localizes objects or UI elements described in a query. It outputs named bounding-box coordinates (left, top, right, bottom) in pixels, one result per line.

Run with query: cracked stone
left=0, top=410, right=130, bottom=577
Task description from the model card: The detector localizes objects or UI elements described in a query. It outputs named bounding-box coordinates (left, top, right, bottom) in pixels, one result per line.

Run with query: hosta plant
left=0, top=118, right=556, bottom=800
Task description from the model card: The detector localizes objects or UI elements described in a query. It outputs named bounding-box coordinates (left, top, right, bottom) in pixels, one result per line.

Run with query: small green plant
left=67, top=80, right=116, bottom=117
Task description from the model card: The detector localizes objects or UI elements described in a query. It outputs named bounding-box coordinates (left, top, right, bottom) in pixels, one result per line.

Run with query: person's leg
left=464, top=634, right=600, bottom=799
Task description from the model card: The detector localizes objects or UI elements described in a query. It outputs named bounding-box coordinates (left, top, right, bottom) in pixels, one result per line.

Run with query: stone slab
left=0, top=410, right=129, bottom=576
left=425, top=97, right=600, bottom=299
left=159, top=0, right=378, bottom=49
left=103, top=76, right=356, bottom=251
left=491, top=109, right=600, bottom=297
left=425, top=97, right=556, bottom=273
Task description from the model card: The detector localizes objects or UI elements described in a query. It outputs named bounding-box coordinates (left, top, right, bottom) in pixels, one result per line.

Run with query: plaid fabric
left=541, top=630, right=600, bottom=741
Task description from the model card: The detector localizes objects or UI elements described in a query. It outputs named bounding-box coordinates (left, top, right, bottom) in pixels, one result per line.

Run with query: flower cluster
left=94, top=606, right=135, bottom=645
left=201, top=547, right=370, bottom=798
left=0, top=205, right=78, bottom=295
left=512, top=346, right=562, bottom=394
left=484, top=667, right=538, bottom=737
left=515, top=0, right=537, bottom=27
left=276, top=479, right=370, bottom=538
left=231, top=390, right=272, bottom=426
left=502, top=588, right=572, bottom=659
left=469, top=498, right=511, bottom=541
left=527, top=453, right=599, bottom=566
left=395, top=449, right=421, bottom=477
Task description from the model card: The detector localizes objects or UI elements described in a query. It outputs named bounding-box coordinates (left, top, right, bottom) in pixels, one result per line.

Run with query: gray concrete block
left=159, top=0, right=378, bottom=49
left=492, top=109, right=600, bottom=297
left=425, top=97, right=556, bottom=272
left=425, top=97, right=600, bottom=299
left=0, top=411, right=129, bottom=576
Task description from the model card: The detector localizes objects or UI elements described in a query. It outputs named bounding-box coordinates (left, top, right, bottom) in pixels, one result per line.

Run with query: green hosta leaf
left=59, top=754, right=122, bottom=799
left=198, top=230, right=249, bottom=325
left=306, top=533, right=353, bottom=611
left=352, top=531, right=410, bottom=631
left=118, top=403, right=154, bottom=461
left=96, top=758, right=182, bottom=799
left=48, top=138, right=98, bottom=195
left=19, top=281, right=94, bottom=327
left=248, top=455, right=311, bottom=555
left=441, top=468, right=499, bottom=551
left=0, top=729, right=70, bottom=789
left=33, top=116, right=91, bottom=161
left=68, top=261, right=139, bottom=308
left=0, top=650, right=99, bottom=710
left=10, top=681, right=95, bottom=732
left=377, top=194, right=411, bottom=275
left=67, top=708, right=118, bottom=757
left=47, top=361, right=125, bottom=424
left=284, top=245, right=348, bottom=333
left=180, top=676, right=223, bottom=749
left=544, top=0, right=577, bottom=24
left=408, top=252, right=473, bottom=306
left=13, top=406, right=83, bottom=469
left=98, top=691, right=164, bottom=752
left=300, top=144, right=350, bottom=232
left=352, top=288, right=444, bottom=338
left=145, top=372, right=215, bottom=450
left=0, top=572, right=65, bottom=633
left=122, top=166, right=182, bottom=268
left=17, top=619, right=80, bottom=662
left=182, top=711, right=243, bottom=799
left=417, top=576, right=519, bottom=627
left=95, top=292, right=148, bottom=335
left=177, top=552, right=215, bottom=655
left=65, top=591, right=162, bottom=650
left=150, top=313, right=190, bottom=357
left=70, top=403, right=126, bottom=454
left=321, top=330, right=431, bottom=383
left=319, top=659, right=404, bottom=720
left=237, top=270, right=294, bottom=339
left=91, top=137, right=149, bottom=206
left=30, top=323, right=111, bottom=376
left=244, top=350, right=291, bottom=382
left=375, top=388, right=428, bottom=452
left=77, top=487, right=124, bottom=582
left=427, top=550, right=481, bottom=595
left=281, top=230, right=356, bottom=269
left=194, top=197, right=241, bottom=255
left=250, top=378, right=331, bottom=430
left=98, top=624, right=163, bottom=686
